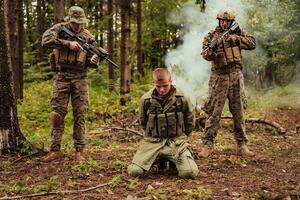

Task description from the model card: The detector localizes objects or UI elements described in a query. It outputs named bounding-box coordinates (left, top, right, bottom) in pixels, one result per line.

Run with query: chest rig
left=144, top=95, right=185, bottom=138
left=54, top=26, right=92, bottom=72
left=211, top=30, right=242, bottom=71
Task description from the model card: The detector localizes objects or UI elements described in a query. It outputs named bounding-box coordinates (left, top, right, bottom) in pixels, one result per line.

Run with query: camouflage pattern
left=42, top=18, right=96, bottom=151
left=128, top=86, right=199, bottom=178
left=64, top=6, right=89, bottom=24
left=201, top=25, right=256, bottom=146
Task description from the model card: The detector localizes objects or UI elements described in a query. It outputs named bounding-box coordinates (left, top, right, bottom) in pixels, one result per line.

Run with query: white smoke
left=164, top=0, right=249, bottom=106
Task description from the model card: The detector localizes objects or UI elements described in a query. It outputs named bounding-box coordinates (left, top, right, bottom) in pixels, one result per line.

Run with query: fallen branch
left=0, top=181, right=112, bottom=200
left=196, top=116, right=287, bottom=134
left=245, top=118, right=286, bottom=134
left=105, top=126, right=144, bottom=137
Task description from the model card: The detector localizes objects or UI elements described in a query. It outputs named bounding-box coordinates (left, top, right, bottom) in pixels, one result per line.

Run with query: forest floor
left=0, top=106, right=300, bottom=200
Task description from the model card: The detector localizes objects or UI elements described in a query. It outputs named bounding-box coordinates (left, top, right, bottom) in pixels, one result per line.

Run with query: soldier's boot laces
left=237, top=144, right=255, bottom=157
left=199, top=145, right=213, bottom=158
left=42, top=151, right=62, bottom=162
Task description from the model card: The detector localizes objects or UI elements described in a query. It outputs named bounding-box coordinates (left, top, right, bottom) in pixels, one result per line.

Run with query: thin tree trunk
left=37, top=0, right=44, bottom=62
left=18, top=0, right=24, bottom=99
left=120, top=0, right=131, bottom=104
left=99, top=0, right=104, bottom=47
left=7, top=0, right=20, bottom=100
left=67, top=0, right=75, bottom=7
left=25, top=0, right=33, bottom=50
left=0, top=0, right=26, bottom=154
left=136, top=0, right=143, bottom=77
left=114, top=3, right=119, bottom=50
left=107, top=0, right=115, bottom=91
left=54, top=0, right=65, bottom=23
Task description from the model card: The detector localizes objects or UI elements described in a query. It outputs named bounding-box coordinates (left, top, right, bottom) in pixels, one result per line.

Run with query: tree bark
left=119, top=0, right=131, bottom=104
left=107, top=0, right=115, bottom=91
left=97, top=0, right=104, bottom=47
left=36, top=0, right=45, bottom=63
left=24, top=0, right=34, bottom=50
left=0, top=0, right=26, bottom=154
left=136, top=0, right=143, bottom=77
left=54, top=0, right=65, bottom=23
left=7, top=0, right=21, bottom=100
left=67, top=0, right=75, bottom=7
left=18, top=0, right=24, bottom=99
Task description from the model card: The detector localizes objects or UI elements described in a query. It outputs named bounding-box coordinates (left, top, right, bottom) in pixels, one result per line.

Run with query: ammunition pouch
left=213, top=50, right=228, bottom=67
left=225, top=46, right=242, bottom=64
left=49, top=51, right=58, bottom=72
left=146, top=112, right=185, bottom=138
left=54, top=48, right=87, bottom=72
left=212, top=45, right=242, bottom=73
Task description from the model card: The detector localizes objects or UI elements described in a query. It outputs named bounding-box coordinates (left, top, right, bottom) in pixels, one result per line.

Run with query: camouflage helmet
left=64, top=6, right=89, bottom=24
left=216, top=8, right=235, bottom=20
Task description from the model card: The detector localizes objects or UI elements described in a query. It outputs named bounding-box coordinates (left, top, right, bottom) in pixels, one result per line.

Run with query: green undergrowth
left=18, top=66, right=299, bottom=153
left=222, top=83, right=299, bottom=117
left=18, top=68, right=152, bottom=152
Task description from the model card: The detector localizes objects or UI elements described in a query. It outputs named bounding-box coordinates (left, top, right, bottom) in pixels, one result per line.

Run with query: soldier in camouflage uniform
left=199, top=8, right=256, bottom=158
left=41, top=6, right=101, bottom=162
left=127, top=68, right=199, bottom=179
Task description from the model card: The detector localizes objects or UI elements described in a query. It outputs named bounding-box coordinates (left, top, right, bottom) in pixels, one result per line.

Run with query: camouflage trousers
left=202, top=69, right=248, bottom=146
left=50, top=74, right=89, bottom=151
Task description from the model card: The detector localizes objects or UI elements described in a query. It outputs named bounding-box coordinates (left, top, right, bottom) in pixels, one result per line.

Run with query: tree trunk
left=107, top=0, right=115, bottom=91
left=7, top=0, right=21, bottom=100
left=119, top=0, right=131, bottom=104
left=54, top=0, right=65, bottom=23
left=36, top=0, right=45, bottom=63
left=18, top=0, right=24, bottom=99
left=98, top=1, right=104, bottom=47
left=136, top=0, right=143, bottom=77
left=25, top=0, right=34, bottom=50
left=0, top=0, right=26, bottom=154
left=67, top=0, right=75, bottom=7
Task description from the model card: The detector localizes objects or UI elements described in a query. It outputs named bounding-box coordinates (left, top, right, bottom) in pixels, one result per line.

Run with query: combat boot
left=70, top=149, right=86, bottom=161
left=237, top=144, right=255, bottom=157
left=198, top=145, right=213, bottom=158
left=42, top=151, right=61, bottom=162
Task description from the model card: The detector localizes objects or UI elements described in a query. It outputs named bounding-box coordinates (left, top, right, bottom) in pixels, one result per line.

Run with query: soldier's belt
left=215, top=65, right=242, bottom=75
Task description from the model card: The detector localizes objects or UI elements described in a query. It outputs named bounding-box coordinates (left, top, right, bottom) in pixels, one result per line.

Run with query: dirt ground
left=0, top=107, right=299, bottom=200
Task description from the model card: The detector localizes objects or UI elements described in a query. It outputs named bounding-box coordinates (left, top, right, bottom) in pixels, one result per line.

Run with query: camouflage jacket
left=42, top=22, right=98, bottom=76
left=139, top=86, right=195, bottom=137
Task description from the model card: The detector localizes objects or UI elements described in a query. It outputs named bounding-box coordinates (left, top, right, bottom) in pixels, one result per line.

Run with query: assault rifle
left=59, top=26, right=119, bottom=68
left=202, top=21, right=240, bottom=54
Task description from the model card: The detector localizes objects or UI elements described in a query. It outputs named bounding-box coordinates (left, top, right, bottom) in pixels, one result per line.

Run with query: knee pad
left=50, top=111, right=63, bottom=128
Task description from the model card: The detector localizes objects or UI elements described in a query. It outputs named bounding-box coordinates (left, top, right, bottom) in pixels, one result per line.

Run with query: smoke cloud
left=164, top=0, right=249, bottom=105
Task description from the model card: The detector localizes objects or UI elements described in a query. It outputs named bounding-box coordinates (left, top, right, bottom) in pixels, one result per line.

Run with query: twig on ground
left=105, top=126, right=144, bottom=137
left=0, top=181, right=112, bottom=200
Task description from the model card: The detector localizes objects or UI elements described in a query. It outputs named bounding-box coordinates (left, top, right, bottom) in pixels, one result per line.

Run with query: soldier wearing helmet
left=199, top=8, right=256, bottom=158
left=41, top=6, right=104, bottom=162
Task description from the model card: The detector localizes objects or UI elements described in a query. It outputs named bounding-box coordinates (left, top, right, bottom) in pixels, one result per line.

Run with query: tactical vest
left=144, top=96, right=185, bottom=138
left=54, top=25, right=93, bottom=72
left=211, top=31, right=242, bottom=69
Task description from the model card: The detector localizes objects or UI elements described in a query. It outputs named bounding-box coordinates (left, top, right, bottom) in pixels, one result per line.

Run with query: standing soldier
left=200, top=8, right=256, bottom=158
left=128, top=68, right=199, bottom=179
left=41, top=6, right=101, bottom=162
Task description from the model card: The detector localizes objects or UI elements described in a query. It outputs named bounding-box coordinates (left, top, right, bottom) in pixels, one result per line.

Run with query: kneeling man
left=128, top=68, right=199, bottom=179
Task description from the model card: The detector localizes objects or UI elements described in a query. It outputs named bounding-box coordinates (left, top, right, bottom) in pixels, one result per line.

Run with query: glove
left=226, top=34, right=241, bottom=46
left=91, top=54, right=99, bottom=65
